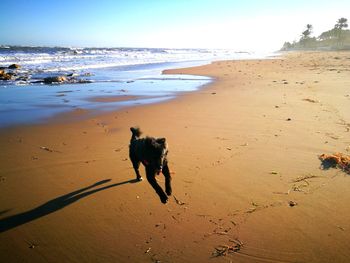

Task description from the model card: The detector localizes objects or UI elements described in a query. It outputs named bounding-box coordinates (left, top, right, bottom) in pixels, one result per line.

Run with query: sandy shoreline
left=1, top=51, right=350, bottom=262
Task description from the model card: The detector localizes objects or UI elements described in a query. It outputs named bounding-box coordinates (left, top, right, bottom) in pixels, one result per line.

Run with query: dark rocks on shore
left=67, top=72, right=78, bottom=77
left=8, top=64, right=21, bottom=69
left=41, top=75, right=92, bottom=85
left=43, top=76, right=67, bottom=84
left=0, top=70, right=13, bottom=80
left=0, top=64, right=22, bottom=81
left=83, top=72, right=93, bottom=76
left=70, top=79, right=93, bottom=84
left=1, top=65, right=93, bottom=85
left=16, top=75, right=29, bottom=82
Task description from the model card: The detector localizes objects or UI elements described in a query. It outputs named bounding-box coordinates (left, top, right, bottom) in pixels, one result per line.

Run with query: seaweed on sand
left=319, top=153, right=350, bottom=174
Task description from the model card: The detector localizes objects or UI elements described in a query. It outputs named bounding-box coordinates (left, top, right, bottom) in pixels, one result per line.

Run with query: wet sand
left=1, top=51, right=350, bottom=262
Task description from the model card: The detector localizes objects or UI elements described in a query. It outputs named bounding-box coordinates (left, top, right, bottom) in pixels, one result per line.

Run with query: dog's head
left=145, top=137, right=168, bottom=174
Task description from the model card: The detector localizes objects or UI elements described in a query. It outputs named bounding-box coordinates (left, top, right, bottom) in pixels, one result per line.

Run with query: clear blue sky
left=1, top=0, right=349, bottom=51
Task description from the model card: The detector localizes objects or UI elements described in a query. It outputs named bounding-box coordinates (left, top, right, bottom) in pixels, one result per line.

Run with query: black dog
left=129, top=127, right=172, bottom=204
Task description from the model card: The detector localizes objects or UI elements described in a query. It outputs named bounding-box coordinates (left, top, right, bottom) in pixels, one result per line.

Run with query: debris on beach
left=212, top=239, right=243, bottom=257
left=292, top=174, right=318, bottom=183
left=319, top=153, right=350, bottom=174
left=289, top=201, right=297, bottom=207
left=325, top=133, right=340, bottom=140
left=273, top=191, right=289, bottom=195
left=171, top=215, right=179, bottom=222
left=173, top=196, right=186, bottom=206
left=337, top=226, right=345, bottom=231
left=25, top=240, right=38, bottom=249
left=245, top=207, right=257, bottom=214
left=40, top=146, right=53, bottom=152
left=303, top=98, right=319, bottom=103
left=39, top=146, right=62, bottom=153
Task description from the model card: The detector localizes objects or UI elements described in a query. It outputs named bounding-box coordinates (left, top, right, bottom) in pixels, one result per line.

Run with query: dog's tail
left=130, top=127, right=142, bottom=141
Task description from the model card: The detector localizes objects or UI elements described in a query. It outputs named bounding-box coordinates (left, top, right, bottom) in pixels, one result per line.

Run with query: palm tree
left=301, top=24, right=313, bottom=39
left=335, top=18, right=348, bottom=30
left=334, top=17, right=348, bottom=47
left=300, top=24, right=314, bottom=48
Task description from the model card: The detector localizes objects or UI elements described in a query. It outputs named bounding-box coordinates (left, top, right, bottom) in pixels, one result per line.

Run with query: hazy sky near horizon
left=1, top=0, right=349, bottom=51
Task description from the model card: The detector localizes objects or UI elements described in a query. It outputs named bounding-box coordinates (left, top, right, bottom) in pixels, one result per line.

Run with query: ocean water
left=0, top=46, right=268, bottom=128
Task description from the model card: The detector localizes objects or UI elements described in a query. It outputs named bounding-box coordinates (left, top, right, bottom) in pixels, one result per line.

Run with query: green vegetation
left=281, top=18, right=350, bottom=51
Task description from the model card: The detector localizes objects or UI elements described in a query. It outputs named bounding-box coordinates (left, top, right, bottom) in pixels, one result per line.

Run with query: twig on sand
left=171, top=215, right=179, bottom=222
left=40, top=146, right=62, bottom=153
left=291, top=174, right=318, bottom=183
left=173, top=195, right=186, bottom=206
left=272, top=191, right=289, bottom=195
left=303, top=98, right=319, bottom=103
left=212, top=239, right=243, bottom=257
left=196, top=214, right=211, bottom=218
left=214, top=228, right=231, bottom=235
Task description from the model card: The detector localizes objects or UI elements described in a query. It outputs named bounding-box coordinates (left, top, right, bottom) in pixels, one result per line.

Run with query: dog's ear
left=130, top=127, right=142, bottom=137
left=156, top=138, right=166, bottom=145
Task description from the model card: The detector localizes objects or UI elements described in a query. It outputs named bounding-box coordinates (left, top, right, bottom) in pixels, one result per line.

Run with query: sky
left=0, top=0, right=349, bottom=52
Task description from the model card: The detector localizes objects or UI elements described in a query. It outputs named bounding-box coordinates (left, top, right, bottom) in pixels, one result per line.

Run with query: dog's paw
left=137, top=176, right=143, bottom=182
left=166, top=189, right=172, bottom=196
left=160, top=196, right=168, bottom=204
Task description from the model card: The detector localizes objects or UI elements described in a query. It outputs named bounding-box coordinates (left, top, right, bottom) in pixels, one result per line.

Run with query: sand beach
left=1, top=51, right=350, bottom=262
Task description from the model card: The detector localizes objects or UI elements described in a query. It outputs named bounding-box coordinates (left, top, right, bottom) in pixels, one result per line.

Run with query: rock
left=65, top=77, right=92, bottom=84
left=15, top=75, right=29, bottom=81
left=67, top=72, right=78, bottom=77
left=0, top=70, right=12, bottom=80
left=76, top=79, right=92, bottom=83
left=43, top=76, right=67, bottom=84
left=8, top=64, right=21, bottom=69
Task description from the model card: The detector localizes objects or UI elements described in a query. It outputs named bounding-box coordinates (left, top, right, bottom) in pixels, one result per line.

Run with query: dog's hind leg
left=162, top=162, right=172, bottom=196
left=146, top=166, right=168, bottom=204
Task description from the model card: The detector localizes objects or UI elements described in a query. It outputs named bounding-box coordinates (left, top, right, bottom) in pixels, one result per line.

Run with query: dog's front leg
left=146, top=166, right=168, bottom=204
left=130, top=157, right=142, bottom=181
left=162, top=162, right=172, bottom=196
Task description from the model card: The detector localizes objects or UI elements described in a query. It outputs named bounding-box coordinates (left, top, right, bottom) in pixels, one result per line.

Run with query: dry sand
left=1, top=51, right=350, bottom=262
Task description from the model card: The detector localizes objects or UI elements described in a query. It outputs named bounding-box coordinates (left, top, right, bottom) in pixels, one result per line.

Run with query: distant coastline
left=0, top=47, right=265, bottom=128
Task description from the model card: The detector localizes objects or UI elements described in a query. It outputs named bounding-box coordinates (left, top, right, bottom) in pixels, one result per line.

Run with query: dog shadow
left=0, top=178, right=138, bottom=233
